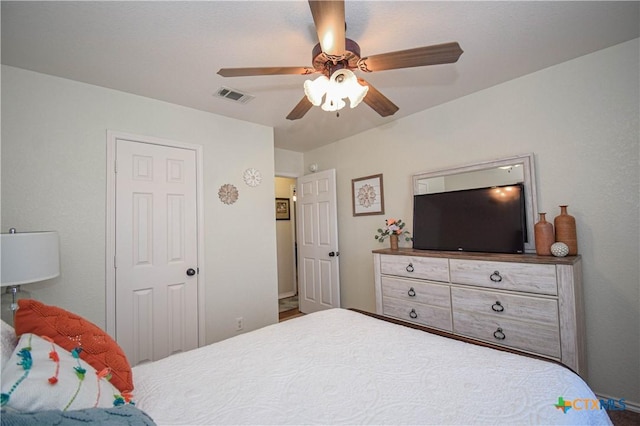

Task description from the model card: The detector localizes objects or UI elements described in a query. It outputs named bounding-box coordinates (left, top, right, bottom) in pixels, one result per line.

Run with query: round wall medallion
left=218, top=184, right=239, bottom=205
left=243, top=168, right=262, bottom=187
left=550, top=242, right=569, bottom=257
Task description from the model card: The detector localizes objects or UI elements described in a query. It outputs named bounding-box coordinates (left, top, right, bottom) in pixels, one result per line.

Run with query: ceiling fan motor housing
left=312, top=38, right=363, bottom=76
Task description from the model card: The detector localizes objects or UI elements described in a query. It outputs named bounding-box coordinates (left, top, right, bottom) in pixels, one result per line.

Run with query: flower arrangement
left=375, top=218, right=412, bottom=243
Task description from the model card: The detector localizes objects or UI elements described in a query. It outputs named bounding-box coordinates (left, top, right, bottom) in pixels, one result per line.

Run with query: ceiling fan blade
left=358, top=42, right=463, bottom=72
left=218, top=67, right=315, bottom=77
left=358, top=79, right=399, bottom=117
left=308, top=0, right=345, bottom=56
left=286, top=96, right=313, bottom=120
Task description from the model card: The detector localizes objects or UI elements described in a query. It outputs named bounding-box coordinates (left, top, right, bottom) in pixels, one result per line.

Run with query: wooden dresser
left=373, top=248, right=586, bottom=377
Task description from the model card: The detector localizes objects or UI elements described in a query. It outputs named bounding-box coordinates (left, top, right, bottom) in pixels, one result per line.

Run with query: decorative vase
left=551, top=242, right=570, bottom=257
left=554, top=205, right=578, bottom=255
left=389, top=234, right=399, bottom=250
left=534, top=213, right=554, bottom=256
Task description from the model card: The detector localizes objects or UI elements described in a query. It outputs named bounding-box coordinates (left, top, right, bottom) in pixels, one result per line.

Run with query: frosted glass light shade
left=303, top=75, right=329, bottom=106
left=347, top=82, right=369, bottom=108
left=1, top=231, right=60, bottom=286
left=303, top=69, right=369, bottom=112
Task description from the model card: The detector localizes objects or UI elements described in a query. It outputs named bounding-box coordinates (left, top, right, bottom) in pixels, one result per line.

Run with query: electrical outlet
left=235, top=317, right=244, bottom=331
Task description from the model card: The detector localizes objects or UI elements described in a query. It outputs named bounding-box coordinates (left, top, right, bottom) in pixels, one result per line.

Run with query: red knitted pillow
left=14, top=299, right=133, bottom=394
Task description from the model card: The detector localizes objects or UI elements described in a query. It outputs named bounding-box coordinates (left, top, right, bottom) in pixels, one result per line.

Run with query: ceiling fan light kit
left=217, top=0, right=463, bottom=120
left=306, top=69, right=369, bottom=112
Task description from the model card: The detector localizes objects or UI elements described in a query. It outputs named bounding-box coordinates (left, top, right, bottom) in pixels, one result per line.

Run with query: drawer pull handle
left=406, top=263, right=414, bottom=273
left=409, top=309, right=418, bottom=319
left=491, top=301, right=504, bottom=312
left=493, top=327, right=506, bottom=340
left=407, top=287, right=416, bottom=297
left=490, top=271, right=503, bottom=283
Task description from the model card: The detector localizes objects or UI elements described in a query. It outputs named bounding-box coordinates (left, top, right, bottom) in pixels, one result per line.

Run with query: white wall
left=304, top=39, right=639, bottom=404
left=1, top=66, right=279, bottom=344
left=274, top=148, right=304, bottom=177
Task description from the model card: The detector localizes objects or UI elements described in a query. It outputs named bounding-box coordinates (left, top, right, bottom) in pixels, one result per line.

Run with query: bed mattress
left=132, top=308, right=611, bottom=425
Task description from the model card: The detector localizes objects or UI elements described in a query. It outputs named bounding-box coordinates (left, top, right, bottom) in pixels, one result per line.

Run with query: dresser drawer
left=382, top=297, right=452, bottom=331
left=450, top=259, right=557, bottom=295
left=382, top=277, right=450, bottom=308
left=451, top=287, right=558, bottom=327
left=380, top=254, right=449, bottom=282
left=453, top=310, right=560, bottom=358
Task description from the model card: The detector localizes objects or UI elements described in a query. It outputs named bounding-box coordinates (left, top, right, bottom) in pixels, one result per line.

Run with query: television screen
left=413, top=183, right=526, bottom=254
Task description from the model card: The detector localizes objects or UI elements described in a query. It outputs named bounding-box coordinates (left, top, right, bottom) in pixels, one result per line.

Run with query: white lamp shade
left=347, top=82, right=369, bottom=108
left=1, top=231, right=60, bottom=286
left=330, top=69, right=355, bottom=97
left=304, top=75, right=329, bottom=106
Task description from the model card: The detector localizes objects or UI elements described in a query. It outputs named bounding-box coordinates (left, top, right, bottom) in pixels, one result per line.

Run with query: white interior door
left=115, top=138, right=199, bottom=365
left=296, top=169, right=340, bottom=313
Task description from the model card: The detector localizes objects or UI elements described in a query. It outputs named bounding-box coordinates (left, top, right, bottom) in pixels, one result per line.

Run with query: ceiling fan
left=217, top=0, right=463, bottom=120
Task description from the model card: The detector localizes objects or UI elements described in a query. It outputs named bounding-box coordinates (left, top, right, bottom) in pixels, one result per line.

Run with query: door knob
left=186, top=268, right=196, bottom=276
left=328, top=251, right=339, bottom=257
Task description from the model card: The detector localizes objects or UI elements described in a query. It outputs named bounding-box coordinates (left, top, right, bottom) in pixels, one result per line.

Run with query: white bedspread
left=132, top=309, right=611, bottom=425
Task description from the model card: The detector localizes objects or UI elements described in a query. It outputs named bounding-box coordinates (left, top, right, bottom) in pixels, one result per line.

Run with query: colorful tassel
left=63, top=347, right=86, bottom=411
left=1, top=336, right=34, bottom=406
left=73, top=366, right=86, bottom=380
left=16, top=348, right=33, bottom=370
left=112, top=390, right=135, bottom=407
left=121, top=391, right=134, bottom=403
left=94, top=368, right=111, bottom=407
left=42, top=336, right=60, bottom=385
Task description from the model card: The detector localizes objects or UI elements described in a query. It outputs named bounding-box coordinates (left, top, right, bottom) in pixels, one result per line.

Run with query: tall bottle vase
left=554, top=205, right=578, bottom=255
left=534, top=213, right=554, bottom=256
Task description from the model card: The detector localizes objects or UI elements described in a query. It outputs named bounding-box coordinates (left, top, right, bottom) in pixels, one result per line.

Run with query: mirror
left=412, top=153, right=538, bottom=253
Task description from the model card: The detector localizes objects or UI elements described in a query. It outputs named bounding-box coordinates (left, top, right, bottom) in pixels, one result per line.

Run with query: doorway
left=275, top=176, right=298, bottom=317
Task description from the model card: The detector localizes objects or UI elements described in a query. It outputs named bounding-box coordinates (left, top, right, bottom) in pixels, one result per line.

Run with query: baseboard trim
left=278, top=291, right=296, bottom=300
left=596, top=392, right=640, bottom=413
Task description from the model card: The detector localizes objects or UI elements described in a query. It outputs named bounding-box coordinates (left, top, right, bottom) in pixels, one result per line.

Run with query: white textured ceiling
left=2, top=1, right=638, bottom=152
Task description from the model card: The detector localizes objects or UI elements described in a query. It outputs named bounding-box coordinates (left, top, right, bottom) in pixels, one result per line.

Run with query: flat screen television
left=413, top=183, right=526, bottom=254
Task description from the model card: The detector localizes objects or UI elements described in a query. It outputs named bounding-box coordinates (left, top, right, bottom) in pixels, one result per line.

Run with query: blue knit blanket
left=1, top=405, right=156, bottom=426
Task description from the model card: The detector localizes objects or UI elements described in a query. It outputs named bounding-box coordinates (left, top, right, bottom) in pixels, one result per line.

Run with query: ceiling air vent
left=215, top=86, right=254, bottom=104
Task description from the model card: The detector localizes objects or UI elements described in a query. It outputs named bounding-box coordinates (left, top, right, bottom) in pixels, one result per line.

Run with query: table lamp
left=1, top=229, right=60, bottom=318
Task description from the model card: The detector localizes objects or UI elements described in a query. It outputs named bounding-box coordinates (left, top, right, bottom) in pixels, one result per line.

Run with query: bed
left=2, top=306, right=612, bottom=425
left=134, top=308, right=610, bottom=425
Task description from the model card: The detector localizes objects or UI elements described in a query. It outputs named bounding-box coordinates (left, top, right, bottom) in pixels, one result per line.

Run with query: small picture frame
left=352, top=173, right=385, bottom=216
left=275, top=198, right=290, bottom=220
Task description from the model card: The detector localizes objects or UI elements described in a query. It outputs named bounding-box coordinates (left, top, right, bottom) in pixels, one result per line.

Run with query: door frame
left=276, top=175, right=299, bottom=300
left=105, top=130, right=206, bottom=347
left=276, top=173, right=300, bottom=300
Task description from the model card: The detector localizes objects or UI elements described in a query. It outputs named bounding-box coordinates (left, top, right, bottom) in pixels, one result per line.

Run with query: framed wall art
left=352, top=173, right=385, bottom=216
left=275, top=198, right=290, bottom=220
